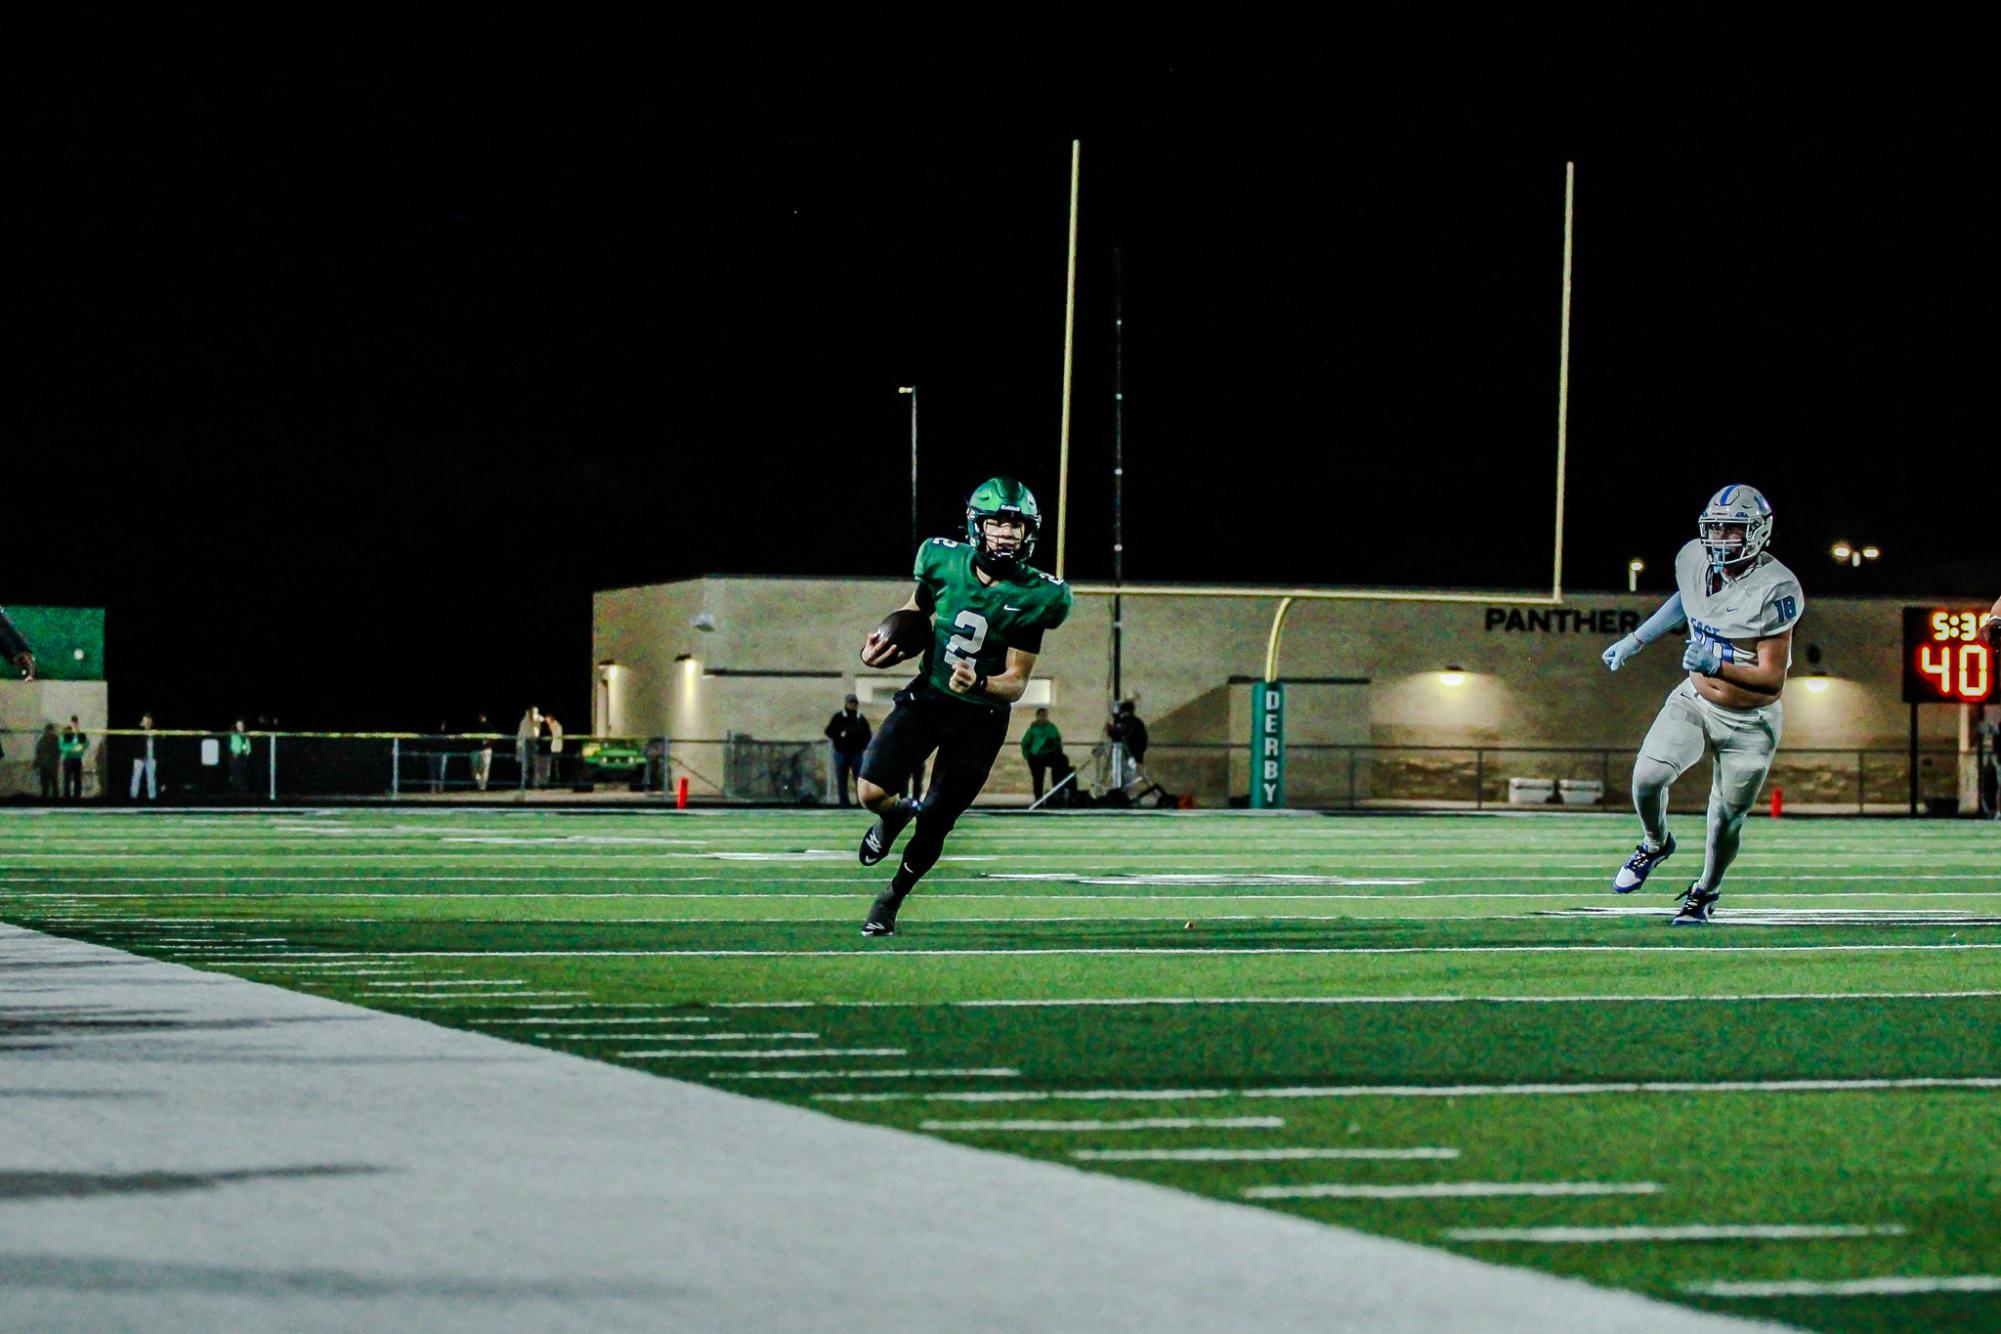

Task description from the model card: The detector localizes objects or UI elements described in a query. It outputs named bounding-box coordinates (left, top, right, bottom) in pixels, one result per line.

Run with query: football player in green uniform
left=854, top=478, right=1072, bottom=936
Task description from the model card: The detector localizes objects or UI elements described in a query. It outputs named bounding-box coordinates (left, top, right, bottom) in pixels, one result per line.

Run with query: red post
left=1770, top=785, right=1783, bottom=819
left=677, top=776, right=689, bottom=810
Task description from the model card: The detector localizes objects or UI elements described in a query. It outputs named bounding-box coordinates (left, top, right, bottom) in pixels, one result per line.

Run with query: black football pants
left=858, top=687, right=1009, bottom=888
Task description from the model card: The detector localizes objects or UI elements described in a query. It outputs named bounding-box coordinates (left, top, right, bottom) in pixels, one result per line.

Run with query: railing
left=0, top=730, right=672, bottom=803
left=1135, top=742, right=1981, bottom=815
left=1, top=730, right=1988, bottom=815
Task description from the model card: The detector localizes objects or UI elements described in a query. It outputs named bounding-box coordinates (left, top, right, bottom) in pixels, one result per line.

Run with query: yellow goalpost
left=1047, top=158, right=1577, bottom=805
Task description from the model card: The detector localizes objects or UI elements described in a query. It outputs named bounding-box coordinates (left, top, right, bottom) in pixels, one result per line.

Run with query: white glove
left=1602, top=634, right=1643, bottom=672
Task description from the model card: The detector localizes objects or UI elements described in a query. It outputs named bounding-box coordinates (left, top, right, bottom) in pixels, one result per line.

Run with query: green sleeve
left=1041, top=580, right=1074, bottom=631
left=912, top=540, right=944, bottom=613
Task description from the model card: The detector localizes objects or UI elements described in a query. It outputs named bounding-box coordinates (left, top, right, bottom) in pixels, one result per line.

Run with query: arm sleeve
left=1045, top=583, right=1075, bottom=631
left=910, top=543, right=940, bottom=614
left=1632, top=592, right=1687, bottom=646
left=1759, top=578, right=1805, bottom=636
left=1012, top=624, right=1046, bottom=654
left=0, top=608, right=30, bottom=662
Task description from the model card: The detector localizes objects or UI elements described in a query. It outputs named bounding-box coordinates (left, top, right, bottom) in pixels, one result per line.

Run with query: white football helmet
left=1698, top=484, right=1774, bottom=575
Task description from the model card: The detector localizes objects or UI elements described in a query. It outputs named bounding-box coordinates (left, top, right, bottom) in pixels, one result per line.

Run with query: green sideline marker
left=1251, top=680, right=1284, bottom=809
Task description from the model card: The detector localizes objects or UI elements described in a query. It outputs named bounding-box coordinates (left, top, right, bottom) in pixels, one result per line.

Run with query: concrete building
left=593, top=577, right=1990, bottom=813
left=0, top=606, right=110, bottom=799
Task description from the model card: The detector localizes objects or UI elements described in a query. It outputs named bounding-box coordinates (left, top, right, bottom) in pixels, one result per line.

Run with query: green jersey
left=911, top=537, right=1072, bottom=709
left=1021, top=719, right=1062, bottom=759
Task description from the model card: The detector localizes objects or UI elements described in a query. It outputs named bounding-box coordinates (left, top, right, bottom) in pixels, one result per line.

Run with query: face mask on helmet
left=964, top=479, right=1041, bottom=574
left=1697, top=485, right=1774, bottom=576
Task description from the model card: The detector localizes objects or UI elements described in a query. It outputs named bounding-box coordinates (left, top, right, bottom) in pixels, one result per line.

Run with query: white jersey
left=1674, top=539, right=1804, bottom=665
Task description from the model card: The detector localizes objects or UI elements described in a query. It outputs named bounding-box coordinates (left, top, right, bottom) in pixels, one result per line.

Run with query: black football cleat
left=858, top=800, right=916, bottom=867
left=1612, top=831, right=1676, bottom=894
left=862, top=888, right=906, bottom=938
left=1670, top=884, right=1719, bottom=926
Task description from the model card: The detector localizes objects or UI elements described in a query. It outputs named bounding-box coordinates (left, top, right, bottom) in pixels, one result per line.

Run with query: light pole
left=1627, top=559, right=1645, bottom=593
left=898, top=387, right=918, bottom=553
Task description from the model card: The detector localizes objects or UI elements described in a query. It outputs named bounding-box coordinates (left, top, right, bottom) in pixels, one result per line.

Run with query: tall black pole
left=1909, top=702, right=1919, bottom=816
left=903, top=386, right=919, bottom=553
left=1111, top=247, right=1125, bottom=706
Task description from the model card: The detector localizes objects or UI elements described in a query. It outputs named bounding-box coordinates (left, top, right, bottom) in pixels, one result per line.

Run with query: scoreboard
left=1902, top=607, right=1996, bottom=704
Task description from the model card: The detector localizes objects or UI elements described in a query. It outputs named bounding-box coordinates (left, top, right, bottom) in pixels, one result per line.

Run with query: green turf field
left=3, top=807, right=1998, bottom=1331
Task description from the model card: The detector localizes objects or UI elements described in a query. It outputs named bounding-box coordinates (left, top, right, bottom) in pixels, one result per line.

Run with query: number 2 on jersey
left=943, top=610, right=988, bottom=668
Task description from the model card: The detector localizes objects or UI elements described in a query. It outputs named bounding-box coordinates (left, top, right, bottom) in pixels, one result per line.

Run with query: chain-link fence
left=1136, top=742, right=1973, bottom=814
left=0, top=728, right=1985, bottom=814
left=0, top=730, right=673, bottom=803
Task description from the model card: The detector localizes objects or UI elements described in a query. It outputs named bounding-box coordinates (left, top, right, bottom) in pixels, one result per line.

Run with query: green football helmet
left=964, top=477, right=1040, bottom=574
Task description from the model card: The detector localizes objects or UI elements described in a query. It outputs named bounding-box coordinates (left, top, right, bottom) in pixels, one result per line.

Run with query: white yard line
left=0, top=921, right=1782, bottom=1333
left=954, top=991, right=2001, bottom=1008
left=470, top=1016, right=713, bottom=1026
left=1689, top=1275, right=2001, bottom=1297
left=1247, top=1183, right=1660, bottom=1200
left=533, top=1032, right=819, bottom=1042
left=614, top=1047, right=905, bottom=1060
left=816, top=1077, right=2001, bottom=1104
left=361, top=979, right=529, bottom=988
left=1451, top=1224, right=1906, bottom=1243
left=718, top=1068, right=1022, bottom=1081
left=15, top=881, right=2001, bottom=894
left=200, top=943, right=2001, bottom=959
left=926, top=1117, right=1286, bottom=1132
left=354, top=990, right=589, bottom=1000
left=1077, top=1148, right=1459, bottom=1162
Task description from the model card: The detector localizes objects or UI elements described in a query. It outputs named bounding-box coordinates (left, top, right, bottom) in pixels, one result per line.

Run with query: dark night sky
left=6, top=23, right=1988, bottom=730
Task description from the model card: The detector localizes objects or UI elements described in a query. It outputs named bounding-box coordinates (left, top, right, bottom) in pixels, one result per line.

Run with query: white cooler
left=1558, top=779, right=1605, bottom=807
left=1507, top=778, right=1555, bottom=805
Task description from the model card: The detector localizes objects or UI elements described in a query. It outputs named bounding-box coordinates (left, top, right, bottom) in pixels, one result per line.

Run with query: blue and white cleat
left=1612, top=831, right=1676, bottom=894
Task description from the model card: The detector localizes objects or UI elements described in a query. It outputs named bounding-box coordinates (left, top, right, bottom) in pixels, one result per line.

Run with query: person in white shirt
left=1600, top=485, right=1804, bottom=925
left=544, top=715, right=564, bottom=787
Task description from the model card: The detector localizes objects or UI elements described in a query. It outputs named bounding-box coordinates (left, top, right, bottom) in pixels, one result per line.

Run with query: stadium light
left=1862, top=545, right=1880, bottom=560
left=1626, top=558, right=1644, bottom=593
left=1831, top=542, right=1852, bottom=562
left=1438, top=666, right=1468, bottom=688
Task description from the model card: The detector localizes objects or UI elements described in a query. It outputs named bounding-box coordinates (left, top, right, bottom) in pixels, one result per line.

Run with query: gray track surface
left=0, top=924, right=1789, bottom=1332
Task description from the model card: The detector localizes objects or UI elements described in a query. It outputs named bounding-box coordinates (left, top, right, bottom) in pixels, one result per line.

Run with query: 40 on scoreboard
left=1901, top=606, right=1996, bottom=703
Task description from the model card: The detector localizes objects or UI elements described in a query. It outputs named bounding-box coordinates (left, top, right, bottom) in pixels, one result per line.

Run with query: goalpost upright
left=1058, top=162, right=1578, bottom=808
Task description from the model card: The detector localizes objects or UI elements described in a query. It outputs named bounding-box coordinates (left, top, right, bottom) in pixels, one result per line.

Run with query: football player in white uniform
left=1600, top=485, right=1803, bottom=924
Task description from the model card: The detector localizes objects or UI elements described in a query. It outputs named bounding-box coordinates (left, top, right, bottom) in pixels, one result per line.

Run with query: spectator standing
left=1981, top=714, right=2000, bottom=821
left=129, top=713, right=159, bottom=802
left=1105, top=700, right=1149, bottom=789
left=429, top=719, right=451, bottom=792
left=824, top=694, right=872, bottom=807
left=471, top=714, right=495, bottom=792
left=544, top=715, right=565, bottom=787
left=34, top=723, right=60, bottom=799
left=60, top=717, right=86, bottom=799
left=1021, top=707, right=1063, bottom=799
left=227, top=720, right=253, bottom=796
left=516, top=707, right=542, bottom=789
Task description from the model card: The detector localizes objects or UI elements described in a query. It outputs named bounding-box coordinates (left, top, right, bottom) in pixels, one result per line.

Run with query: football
left=862, top=609, right=931, bottom=667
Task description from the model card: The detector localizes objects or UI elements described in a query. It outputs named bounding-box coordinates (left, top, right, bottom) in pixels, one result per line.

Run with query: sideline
left=0, top=924, right=1782, bottom=1333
